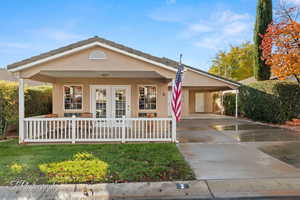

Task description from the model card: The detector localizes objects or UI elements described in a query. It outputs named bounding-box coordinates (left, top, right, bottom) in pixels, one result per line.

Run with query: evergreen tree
left=253, top=0, right=272, bottom=80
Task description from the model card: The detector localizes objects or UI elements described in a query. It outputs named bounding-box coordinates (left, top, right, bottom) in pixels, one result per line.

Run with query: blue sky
left=0, top=0, right=299, bottom=71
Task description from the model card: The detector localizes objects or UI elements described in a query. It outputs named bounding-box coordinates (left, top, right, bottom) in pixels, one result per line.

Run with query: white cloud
left=150, top=4, right=253, bottom=50
left=0, top=42, right=30, bottom=49
left=288, top=0, right=300, bottom=5
left=218, top=10, right=250, bottom=23
left=184, top=10, right=253, bottom=50
left=188, top=24, right=213, bottom=33
left=30, top=28, right=84, bottom=42
left=223, top=21, right=249, bottom=35
left=149, top=6, right=200, bottom=23
left=195, top=37, right=224, bottom=50
left=166, top=0, right=176, bottom=5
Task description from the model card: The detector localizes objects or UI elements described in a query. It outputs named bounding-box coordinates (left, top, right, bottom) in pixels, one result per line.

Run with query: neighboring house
left=7, top=36, right=240, bottom=144
left=0, top=68, right=46, bottom=86
left=239, top=75, right=298, bottom=85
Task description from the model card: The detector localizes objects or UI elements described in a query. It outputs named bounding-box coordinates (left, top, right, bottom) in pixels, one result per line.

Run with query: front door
left=91, top=85, right=131, bottom=118
left=195, top=92, right=205, bottom=112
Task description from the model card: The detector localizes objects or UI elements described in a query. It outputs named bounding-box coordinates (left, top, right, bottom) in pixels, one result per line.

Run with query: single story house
left=7, top=36, right=240, bottom=144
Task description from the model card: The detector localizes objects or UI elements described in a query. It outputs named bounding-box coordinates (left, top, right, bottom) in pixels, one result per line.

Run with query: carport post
left=235, top=89, right=238, bottom=118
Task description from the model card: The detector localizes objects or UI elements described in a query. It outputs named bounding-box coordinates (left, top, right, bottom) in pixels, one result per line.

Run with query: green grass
left=0, top=140, right=194, bottom=185
left=260, top=142, right=300, bottom=168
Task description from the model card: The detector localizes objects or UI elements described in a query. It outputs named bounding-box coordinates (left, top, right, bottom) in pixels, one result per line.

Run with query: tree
left=253, top=0, right=272, bottom=80
left=275, top=0, right=299, bottom=22
left=209, top=42, right=254, bottom=81
left=261, top=20, right=300, bottom=85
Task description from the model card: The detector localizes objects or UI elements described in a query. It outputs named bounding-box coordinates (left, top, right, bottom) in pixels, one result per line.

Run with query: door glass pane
left=95, top=89, right=107, bottom=118
left=115, top=89, right=126, bottom=118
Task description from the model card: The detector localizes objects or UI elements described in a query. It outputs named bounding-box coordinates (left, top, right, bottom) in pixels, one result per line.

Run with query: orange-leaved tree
left=260, top=19, right=300, bottom=84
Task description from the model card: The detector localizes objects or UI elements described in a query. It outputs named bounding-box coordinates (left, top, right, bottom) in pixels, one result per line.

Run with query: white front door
left=195, top=92, right=205, bottom=112
left=91, top=85, right=131, bottom=118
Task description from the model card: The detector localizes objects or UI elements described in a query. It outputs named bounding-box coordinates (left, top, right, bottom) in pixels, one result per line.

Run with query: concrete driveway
left=177, top=118, right=300, bottom=180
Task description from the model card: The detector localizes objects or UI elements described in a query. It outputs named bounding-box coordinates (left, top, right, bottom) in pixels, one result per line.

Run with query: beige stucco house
left=7, top=36, right=240, bottom=144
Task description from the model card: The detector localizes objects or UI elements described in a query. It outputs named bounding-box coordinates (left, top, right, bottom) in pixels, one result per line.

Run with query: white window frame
left=63, top=84, right=84, bottom=112
left=137, top=85, right=157, bottom=112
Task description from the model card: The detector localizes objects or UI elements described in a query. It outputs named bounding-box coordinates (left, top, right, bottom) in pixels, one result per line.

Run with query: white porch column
left=19, top=78, right=25, bottom=143
left=235, top=89, right=239, bottom=118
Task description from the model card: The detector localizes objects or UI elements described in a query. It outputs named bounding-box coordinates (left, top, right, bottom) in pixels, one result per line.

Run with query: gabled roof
left=6, top=36, right=240, bottom=87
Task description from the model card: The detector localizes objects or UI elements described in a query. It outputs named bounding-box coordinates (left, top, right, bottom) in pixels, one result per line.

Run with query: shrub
left=222, top=93, right=237, bottom=116
left=39, top=153, right=108, bottom=183
left=25, top=86, right=52, bottom=117
left=9, top=163, right=25, bottom=174
left=0, top=81, right=52, bottom=135
left=73, top=152, right=95, bottom=161
left=239, top=80, right=300, bottom=123
left=0, top=81, right=19, bottom=135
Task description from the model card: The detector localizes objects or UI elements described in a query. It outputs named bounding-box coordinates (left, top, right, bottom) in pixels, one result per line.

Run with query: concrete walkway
left=178, top=143, right=300, bottom=180
left=3, top=179, right=300, bottom=199
left=177, top=118, right=300, bottom=180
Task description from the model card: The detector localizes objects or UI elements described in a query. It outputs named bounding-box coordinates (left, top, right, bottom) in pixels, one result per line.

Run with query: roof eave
left=7, top=41, right=177, bottom=73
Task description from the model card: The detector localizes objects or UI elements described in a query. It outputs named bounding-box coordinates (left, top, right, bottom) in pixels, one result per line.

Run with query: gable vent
left=89, top=50, right=106, bottom=60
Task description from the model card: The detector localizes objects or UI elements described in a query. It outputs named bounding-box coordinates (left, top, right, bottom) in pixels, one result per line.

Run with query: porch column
left=235, top=89, right=239, bottom=118
left=220, top=91, right=224, bottom=115
left=19, top=78, right=25, bottom=143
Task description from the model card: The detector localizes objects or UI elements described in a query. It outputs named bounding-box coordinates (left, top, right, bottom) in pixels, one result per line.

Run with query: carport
left=167, top=65, right=241, bottom=118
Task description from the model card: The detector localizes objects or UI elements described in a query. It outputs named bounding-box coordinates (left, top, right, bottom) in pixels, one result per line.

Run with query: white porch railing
left=22, top=117, right=176, bottom=143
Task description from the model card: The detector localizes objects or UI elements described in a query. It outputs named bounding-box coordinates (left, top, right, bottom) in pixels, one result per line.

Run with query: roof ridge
left=6, top=36, right=240, bottom=86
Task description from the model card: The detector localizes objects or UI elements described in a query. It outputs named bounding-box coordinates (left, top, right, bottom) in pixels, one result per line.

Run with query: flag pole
left=171, top=53, right=183, bottom=142
left=179, top=53, right=182, bottom=65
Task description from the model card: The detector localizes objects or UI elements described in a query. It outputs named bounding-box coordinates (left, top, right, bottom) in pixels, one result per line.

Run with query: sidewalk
left=2, top=178, right=300, bottom=199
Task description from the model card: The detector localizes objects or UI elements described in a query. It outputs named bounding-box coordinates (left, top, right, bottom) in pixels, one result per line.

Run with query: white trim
left=187, top=68, right=240, bottom=87
left=235, top=89, right=239, bottom=118
left=112, top=85, right=131, bottom=118
left=23, top=117, right=175, bottom=143
left=8, top=41, right=177, bottom=73
left=90, top=85, right=131, bottom=118
left=90, top=85, right=111, bottom=118
left=63, top=84, right=84, bottom=112
left=19, top=78, right=24, bottom=144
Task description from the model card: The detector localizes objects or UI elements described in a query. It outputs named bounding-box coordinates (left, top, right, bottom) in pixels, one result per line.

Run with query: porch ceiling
left=39, top=70, right=165, bottom=78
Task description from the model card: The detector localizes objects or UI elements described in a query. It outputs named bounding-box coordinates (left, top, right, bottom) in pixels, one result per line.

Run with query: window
left=64, top=85, right=83, bottom=110
left=138, top=85, right=157, bottom=110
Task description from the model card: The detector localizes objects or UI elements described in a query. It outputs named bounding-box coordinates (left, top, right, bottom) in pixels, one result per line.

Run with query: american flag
left=171, top=58, right=184, bottom=122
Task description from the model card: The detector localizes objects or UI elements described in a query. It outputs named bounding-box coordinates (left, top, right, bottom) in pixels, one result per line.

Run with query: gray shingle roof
left=6, top=36, right=240, bottom=86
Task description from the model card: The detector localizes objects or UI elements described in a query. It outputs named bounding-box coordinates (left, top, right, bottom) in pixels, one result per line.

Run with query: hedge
left=238, top=80, right=300, bottom=123
left=222, top=93, right=238, bottom=116
left=0, top=81, right=52, bottom=135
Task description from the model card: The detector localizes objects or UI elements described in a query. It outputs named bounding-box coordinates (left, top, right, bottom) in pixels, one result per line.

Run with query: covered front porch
left=17, top=69, right=176, bottom=144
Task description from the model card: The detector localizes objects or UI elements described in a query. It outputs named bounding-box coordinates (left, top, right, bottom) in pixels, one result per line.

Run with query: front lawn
left=0, top=140, right=194, bottom=185
left=259, top=142, right=300, bottom=168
